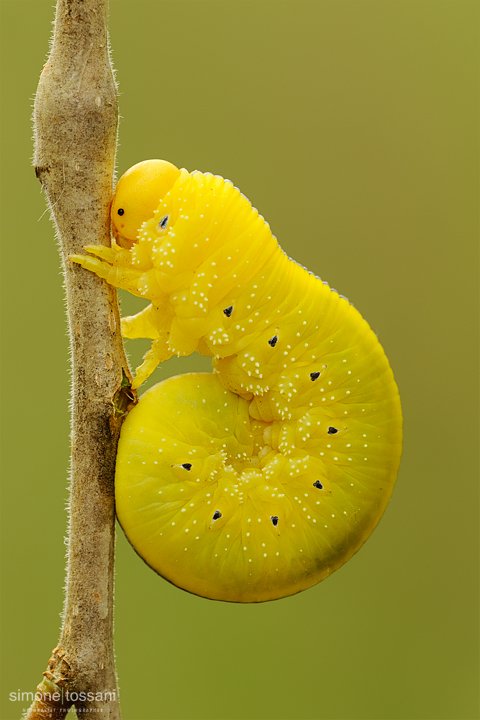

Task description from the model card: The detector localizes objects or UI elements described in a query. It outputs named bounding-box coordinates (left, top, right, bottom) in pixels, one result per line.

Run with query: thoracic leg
left=132, top=337, right=173, bottom=389
left=70, top=253, right=143, bottom=294
left=121, top=304, right=162, bottom=340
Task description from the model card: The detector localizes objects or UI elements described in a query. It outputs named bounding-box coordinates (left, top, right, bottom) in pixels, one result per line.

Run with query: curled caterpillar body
left=72, top=161, right=402, bottom=603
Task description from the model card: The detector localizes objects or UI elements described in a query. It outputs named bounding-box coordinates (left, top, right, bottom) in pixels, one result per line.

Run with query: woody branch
left=27, top=0, right=131, bottom=717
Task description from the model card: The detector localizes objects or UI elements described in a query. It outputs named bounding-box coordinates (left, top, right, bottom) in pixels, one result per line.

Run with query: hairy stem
left=27, top=1, right=131, bottom=717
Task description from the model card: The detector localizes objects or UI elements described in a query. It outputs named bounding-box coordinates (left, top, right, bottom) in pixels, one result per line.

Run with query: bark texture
left=27, top=1, right=130, bottom=717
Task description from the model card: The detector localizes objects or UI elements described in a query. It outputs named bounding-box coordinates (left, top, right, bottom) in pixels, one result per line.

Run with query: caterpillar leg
left=131, top=337, right=173, bottom=389
left=82, top=244, right=118, bottom=264
left=121, top=304, right=161, bottom=340
left=70, top=252, right=143, bottom=295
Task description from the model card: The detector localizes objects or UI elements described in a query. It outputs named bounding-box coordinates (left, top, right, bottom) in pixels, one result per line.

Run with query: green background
left=1, top=1, right=478, bottom=719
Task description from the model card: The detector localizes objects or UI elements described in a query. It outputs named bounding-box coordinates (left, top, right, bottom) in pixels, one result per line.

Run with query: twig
left=27, top=1, right=130, bottom=717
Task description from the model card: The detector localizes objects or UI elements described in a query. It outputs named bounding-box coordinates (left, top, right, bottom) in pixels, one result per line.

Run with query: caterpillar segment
left=71, top=160, right=402, bottom=602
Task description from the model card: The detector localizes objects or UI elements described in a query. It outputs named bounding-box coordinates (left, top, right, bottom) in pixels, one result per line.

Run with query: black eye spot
left=313, top=480, right=323, bottom=490
left=212, top=510, right=222, bottom=520
left=270, top=516, right=279, bottom=527
left=268, top=335, right=278, bottom=347
left=327, top=427, right=338, bottom=434
left=158, top=214, right=169, bottom=229
left=310, top=371, right=320, bottom=381
left=117, top=208, right=124, bottom=216
left=223, top=306, right=233, bottom=317
left=181, top=463, right=192, bottom=471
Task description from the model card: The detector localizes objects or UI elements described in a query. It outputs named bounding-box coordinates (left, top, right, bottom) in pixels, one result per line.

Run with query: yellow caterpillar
left=72, top=160, right=402, bottom=603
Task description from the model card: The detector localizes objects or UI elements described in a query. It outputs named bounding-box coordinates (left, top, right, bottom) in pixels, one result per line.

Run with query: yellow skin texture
left=71, top=161, right=402, bottom=603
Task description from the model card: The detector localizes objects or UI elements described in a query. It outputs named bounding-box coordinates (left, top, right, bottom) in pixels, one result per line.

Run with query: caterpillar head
left=111, top=159, right=181, bottom=248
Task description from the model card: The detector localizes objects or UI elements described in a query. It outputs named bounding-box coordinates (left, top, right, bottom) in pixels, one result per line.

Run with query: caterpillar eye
left=310, top=371, right=320, bottom=381
left=158, top=214, right=169, bottom=230
left=223, top=306, right=233, bottom=317
left=268, top=335, right=278, bottom=347
left=270, top=516, right=279, bottom=527
left=327, top=427, right=338, bottom=434
left=117, top=208, right=124, bottom=216
left=181, top=463, right=192, bottom=470
left=313, top=481, right=324, bottom=490
left=212, top=510, right=222, bottom=521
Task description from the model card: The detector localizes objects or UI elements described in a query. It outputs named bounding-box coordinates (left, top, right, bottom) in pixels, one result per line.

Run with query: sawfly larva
left=71, top=159, right=402, bottom=603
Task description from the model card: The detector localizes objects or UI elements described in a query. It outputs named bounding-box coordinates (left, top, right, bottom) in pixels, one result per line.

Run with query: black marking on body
left=181, top=463, right=192, bottom=470
left=270, top=516, right=279, bottom=527
left=158, top=214, right=169, bottom=229
left=223, top=306, right=233, bottom=317
left=310, top=371, right=320, bottom=381
left=313, top=480, right=324, bottom=490
left=212, top=510, right=222, bottom=520
left=268, top=335, right=278, bottom=347
left=117, top=208, right=124, bottom=216
left=327, top=427, right=338, bottom=434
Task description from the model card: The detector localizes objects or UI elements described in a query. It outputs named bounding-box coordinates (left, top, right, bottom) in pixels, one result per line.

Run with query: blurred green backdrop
left=1, top=1, right=478, bottom=719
